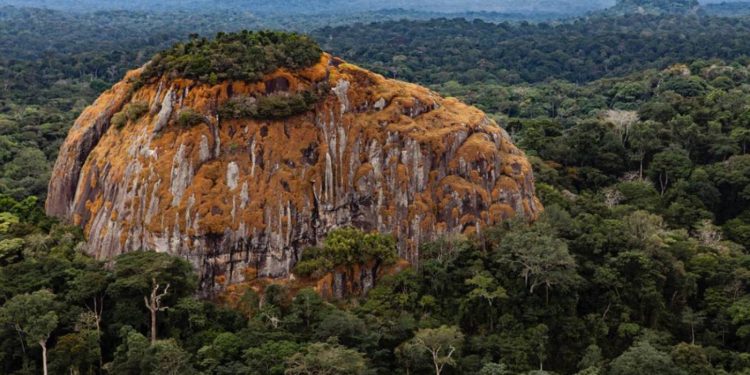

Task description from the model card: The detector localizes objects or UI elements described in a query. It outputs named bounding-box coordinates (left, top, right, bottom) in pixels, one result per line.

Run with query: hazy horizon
left=0, top=0, right=618, bottom=14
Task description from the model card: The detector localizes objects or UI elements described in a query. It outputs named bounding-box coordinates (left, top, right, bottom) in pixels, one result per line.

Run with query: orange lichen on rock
left=46, top=52, right=542, bottom=292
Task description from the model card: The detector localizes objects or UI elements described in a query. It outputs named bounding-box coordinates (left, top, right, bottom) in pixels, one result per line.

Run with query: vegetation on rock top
left=142, top=30, right=322, bottom=84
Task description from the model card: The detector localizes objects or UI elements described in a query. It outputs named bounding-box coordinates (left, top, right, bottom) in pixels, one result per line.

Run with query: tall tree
left=404, top=325, right=464, bottom=375
left=609, top=340, right=684, bottom=375
left=496, top=223, right=579, bottom=303
left=107, top=251, right=196, bottom=337
left=647, top=148, right=692, bottom=195
left=0, top=289, right=58, bottom=375
left=144, top=278, right=170, bottom=343
left=285, top=341, right=368, bottom=375
left=462, top=271, right=507, bottom=330
left=681, top=307, right=705, bottom=345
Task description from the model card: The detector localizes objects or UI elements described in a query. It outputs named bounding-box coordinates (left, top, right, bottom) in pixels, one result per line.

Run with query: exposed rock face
left=47, top=54, right=541, bottom=291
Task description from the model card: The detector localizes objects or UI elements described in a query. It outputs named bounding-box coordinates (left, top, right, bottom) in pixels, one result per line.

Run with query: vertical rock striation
left=46, top=54, right=542, bottom=292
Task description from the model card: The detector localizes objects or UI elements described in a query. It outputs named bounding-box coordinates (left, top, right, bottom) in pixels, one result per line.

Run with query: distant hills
left=0, top=0, right=614, bottom=16
left=2, top=0, right=750, bottom=20
left=606, top=0, right=701, bottom=15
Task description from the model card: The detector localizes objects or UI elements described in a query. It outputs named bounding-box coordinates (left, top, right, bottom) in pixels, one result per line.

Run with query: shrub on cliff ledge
left=112, top=101, right=148, bottom=129
left=177, top=108, right=206, bottom=128
left=143, top=30, right=322, bottom=83
left=220, top=91, right=320, bottom=121
left=294, top=227, right=397, bottom=278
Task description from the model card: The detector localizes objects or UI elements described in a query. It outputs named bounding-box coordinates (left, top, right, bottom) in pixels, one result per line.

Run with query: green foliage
left=648, top=148, right=693, bottom=194
left=495, top=222, right=579, bottom=301
left=400, top=325, right=464, bottom=375
left=125, top=101, right=149, bottom=121
left=49, top=330, right=100, bottom=375
left=728, top=296, right=750, bottom=339
left=285, top=341, right=369, bottom=375
left=107, top=251, right=197, bottom=332
left=0, top=148, right=50, bottom=200
left=659, top=75, right=708, bottom=97
left=109, top=326, right=150, bottom=374
left=294, top=227, right=398, bottom=277
left=148, top=339, right=197, bottom=375
left=218, top=95, right=259, bottom=119
left=176, top=108, right=206, bottom=128
left=1, top=169, right=748, bottom=374
left=196, top=332, right=244, bottom=372
left=143, top=30, right=322, bottom=83
left=219, top=90, right=319, bottom=120
left=110, top=326, right=197, bottom=375
left=0, top=289, right=58, bottom=347
left=109, top=251, right=197, bottom=298
left=610, top=0, right=700, bottom=15
left=609, top=340, right=684, bottom=375
left=111, top=112, right=128, bottom=130
left=113, top=101, right=149, bottom=129
left=316, top=16, right=750, bottom=85
left=462, top=271, right=507, bottom=330
left=670, top=343, right=712, bottom=375
left=293, top=247, right=334, bottom=277
left=254, top=91, right=318, bottom=119
left=244, top=340, right=302, bottom=375
left=479, top=362, right=512, bottom=375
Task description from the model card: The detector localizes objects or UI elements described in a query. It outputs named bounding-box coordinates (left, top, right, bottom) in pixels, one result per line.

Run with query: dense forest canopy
left=3, top=2, right=750, bottom=374
left=313, top=15, right=750, bottom=85
left=607, top=0, right=701, bottom=15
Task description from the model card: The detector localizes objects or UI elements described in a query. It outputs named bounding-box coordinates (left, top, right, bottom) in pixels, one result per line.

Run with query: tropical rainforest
left=3, top=0, right=750, bottom=374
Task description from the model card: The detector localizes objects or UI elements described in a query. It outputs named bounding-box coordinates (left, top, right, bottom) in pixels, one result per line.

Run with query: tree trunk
left=432, top=351, right=441, bottom=375
left=373, top=260, right=382, bottom=287
left=659, top=174, right=668, bottom=196
left=488, top=302, right=494, bottom=332
left=93, top=297, right=104, bottom=370
left=145, top=279, right=170, bottom=344
left=691, top=324, right=695, bottom=345
left=151, top=308, right=157, bottom=343
left=40, top=340, right=48, bottom=375
left=15, top=326, right=26, bottom=357
left=639, top=156, right=644, bottom=180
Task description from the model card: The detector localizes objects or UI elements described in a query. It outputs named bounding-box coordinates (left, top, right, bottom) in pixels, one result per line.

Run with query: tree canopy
left=143, top=30, right=322, bottom=83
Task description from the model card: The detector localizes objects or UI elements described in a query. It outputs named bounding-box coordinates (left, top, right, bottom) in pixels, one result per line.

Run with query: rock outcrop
left=46, top=52, right=541, bottom=291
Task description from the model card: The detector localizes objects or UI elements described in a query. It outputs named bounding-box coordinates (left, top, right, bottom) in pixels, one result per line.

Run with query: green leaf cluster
left=294, top=227, right=398, bottom=277
left=143, top=30, right=322, bottom=83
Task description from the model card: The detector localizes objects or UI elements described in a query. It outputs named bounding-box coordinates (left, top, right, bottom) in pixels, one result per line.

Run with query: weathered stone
left=226, top=162, right=240, bottom=191
left=46, top=54, right=542, bottom=293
